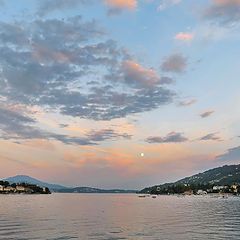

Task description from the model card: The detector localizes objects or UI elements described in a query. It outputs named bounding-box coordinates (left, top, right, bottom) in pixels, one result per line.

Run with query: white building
left=4, top=186, right=15, bottom=192
left=16, top=186, right=26, bottom=191
left=197, top=190, right=207, bottom=195
left=213, top=186, right=227, bottom=191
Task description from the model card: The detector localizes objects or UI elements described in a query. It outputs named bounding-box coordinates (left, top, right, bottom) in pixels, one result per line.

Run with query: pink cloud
left=104, top=0, right=137, bottom=10
left=122, top=60, right=161, bottom=87
left=175, top=32, right=194, bottom=42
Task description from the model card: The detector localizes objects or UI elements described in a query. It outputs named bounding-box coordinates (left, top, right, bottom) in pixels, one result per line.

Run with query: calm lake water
left=0, top=193, right=239, bottom=240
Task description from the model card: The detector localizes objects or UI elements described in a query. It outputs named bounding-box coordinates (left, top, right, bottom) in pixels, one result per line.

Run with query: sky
left=0, top=0, right=239, bottom=189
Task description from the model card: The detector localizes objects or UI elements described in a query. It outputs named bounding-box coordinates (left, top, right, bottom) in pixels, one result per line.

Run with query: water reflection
left=0, top=194, right=239, bottom=239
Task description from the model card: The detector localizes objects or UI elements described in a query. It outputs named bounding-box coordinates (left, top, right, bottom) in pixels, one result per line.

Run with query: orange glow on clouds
left=122, top=60, right=160, bottom=86
left=23, top=139, right=55, bottom=151
left=175, top=32, right=194, bottom=41
left=105, top=0, right=137, bottom=10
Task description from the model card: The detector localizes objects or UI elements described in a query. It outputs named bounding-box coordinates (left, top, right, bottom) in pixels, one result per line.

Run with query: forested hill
left=140, top=164, right=240, bottom=193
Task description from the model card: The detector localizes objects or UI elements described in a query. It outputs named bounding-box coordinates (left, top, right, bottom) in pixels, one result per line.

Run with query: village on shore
left=0, top=181, right=51, bottom=194
left=181, top=184, right=240, bottom=196
left=141, top=183, right=240, bottom=196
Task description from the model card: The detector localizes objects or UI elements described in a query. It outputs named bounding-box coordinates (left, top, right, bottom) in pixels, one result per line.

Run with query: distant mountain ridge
left=57, top=187, right=136, bottom=193
left=140, top=164, right=240, bottom=193
left=3, top=175, right=137, bottom=193
left=4, top=175, right=68, bottom=191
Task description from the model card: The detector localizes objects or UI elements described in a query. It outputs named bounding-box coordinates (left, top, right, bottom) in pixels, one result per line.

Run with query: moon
left=140, top=153, right=144, bottom=157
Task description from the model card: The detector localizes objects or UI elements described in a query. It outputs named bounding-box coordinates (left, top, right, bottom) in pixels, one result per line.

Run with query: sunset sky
left=0, top=0, right=239, bottom=189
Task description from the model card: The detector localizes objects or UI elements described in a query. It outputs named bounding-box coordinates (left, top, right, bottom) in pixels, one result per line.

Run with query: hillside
left=176, top=164, right=240, bottom=185
left=5, top=175, right=67, bottom=191
left=140, top=164, right=240, bottom=194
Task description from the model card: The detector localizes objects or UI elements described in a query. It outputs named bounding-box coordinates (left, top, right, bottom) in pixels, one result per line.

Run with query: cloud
left=175, top=32, right=194, bottom=42
left=0, top=17, right=176, bottom=121
left=105, top=0, right=137, bottom=10
left=178, top=99, right=197, bottom=107
left=0, top=105, right=95, bottom=145
left=200, top=110, right=215, bottom=118
left=122, top=60, right=164, bottom=88
left=204, top=0, right=240, bottom=26
left=216, top=146, right=240, bottom=161
left=37, top=0, right=94, bottom=16
left=199, top=132, right=222, bottom=141
left=0, top=104, right=131, bottom=145
left=146, top=132, right=188, bottom=143
left=107, top=60, right=174, bottom=89
left=59, top=86, right=175, bottom=120
left=161, top=53, right=187, bottom=73
left=23, top=139, right=55, bottom=151
left=0, top=105, right=36, bottom=136
left=86, top=129, right=132, bottom=141
left=59, top=124, right=69, bottom=128
left=158, top=0, right=182, bottom=11
left=160, top=76, right=175, bottom=84
left=37, top=0, right=137, bottom=17
left=194, top=23, right=232, bottom=42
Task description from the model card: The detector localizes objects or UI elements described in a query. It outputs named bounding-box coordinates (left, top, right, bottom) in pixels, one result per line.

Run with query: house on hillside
left=213, top=186, right=227, bottom=191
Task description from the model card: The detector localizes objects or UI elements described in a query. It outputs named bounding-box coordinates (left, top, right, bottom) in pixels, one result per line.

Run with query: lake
left=0, top=194, right=239, bottom=239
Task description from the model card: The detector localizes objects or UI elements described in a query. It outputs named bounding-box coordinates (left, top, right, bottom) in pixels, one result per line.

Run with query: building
left=16, top=186, right=33, bottom=193
left=0, top=185, right=4, bottom=191
left=213, top=186, right=227, bottom=191
left=231, top=184, right=238, bottom=193
left=197, top=190, right=207, bottom=195
left=4, top=186, right=15, bottom=192
left=16, top=186, right=26, bottom=191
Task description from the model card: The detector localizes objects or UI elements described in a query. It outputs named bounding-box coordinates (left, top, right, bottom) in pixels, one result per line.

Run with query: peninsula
left=0, top=181, right=51, bottom=194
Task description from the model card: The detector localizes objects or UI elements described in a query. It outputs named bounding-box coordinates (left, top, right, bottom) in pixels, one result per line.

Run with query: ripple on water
left=0, top=194, right=240, bottom=240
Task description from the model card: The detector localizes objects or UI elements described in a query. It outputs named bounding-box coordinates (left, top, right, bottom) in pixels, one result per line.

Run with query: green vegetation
left=140, top=164, right=240, bottom=195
